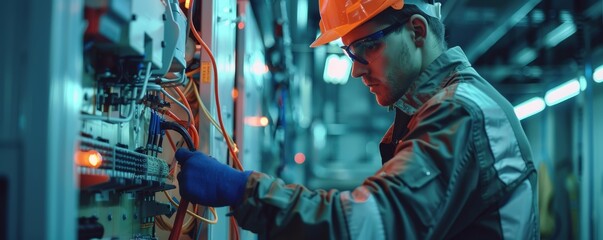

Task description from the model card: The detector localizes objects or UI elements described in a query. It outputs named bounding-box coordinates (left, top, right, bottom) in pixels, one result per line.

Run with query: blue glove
left=175, top=148, right=252, bottom=207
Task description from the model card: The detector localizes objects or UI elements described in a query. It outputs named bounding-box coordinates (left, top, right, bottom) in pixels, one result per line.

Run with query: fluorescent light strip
left=515, top=47, right=537, bottom=65
left=579, top=76, right=587, bottom=91
left=594, top=65, right=603, bottom=83
left=296, top=0, right=308, bottom=30
left=544, top=21, right=576, bottom=47
left=514, top=97, right=545, bottom=121
left=544, top=79, right=581, bottom=106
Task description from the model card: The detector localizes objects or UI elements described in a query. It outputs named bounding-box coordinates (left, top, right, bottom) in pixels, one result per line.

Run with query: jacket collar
left=391, top=47, right=471, bottom=115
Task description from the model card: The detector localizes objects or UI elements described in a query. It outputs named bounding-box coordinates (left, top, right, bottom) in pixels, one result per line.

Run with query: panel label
left=201, top=62, right=211, bottom=83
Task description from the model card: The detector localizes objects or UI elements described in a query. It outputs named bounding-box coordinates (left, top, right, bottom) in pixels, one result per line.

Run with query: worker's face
left=342, top=16, right=423, bottom=106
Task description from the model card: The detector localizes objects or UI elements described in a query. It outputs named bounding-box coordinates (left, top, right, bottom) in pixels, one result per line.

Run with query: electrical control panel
left=79, top=0, right=188, bottom=239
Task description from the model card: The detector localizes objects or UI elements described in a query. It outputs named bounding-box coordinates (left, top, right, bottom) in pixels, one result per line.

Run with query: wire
left=159, top=70, right=187, bottom=85
left=191, top=80, right=241, bottom=170
left=230, top=217, right=240, bottom=240
left=187, top=2, right=245, bottom=239
left=160, top=88, right=193, bottom=129
left=186, top=67, right=200, bottom=77
left=82, top=63, right=150, bottom=123
left=174, top=87, right=193, bottom=121
left=183, top=79, right=194, bottom=96
left=136, top=62, right=153, bottom=101
left=188, top=10, right=242, bottom=171
left=163, top=110, right=199, bottom=148
left=81, top=100, right=137, bottom=123
left=191, top=80, right=234, bottom=147
left=155, top=205, right=197, bottom=233
left=168, top=198, right=189, bottom=240
left=195, top=223, right=203, bottom=240
left=163, top=191, right=219, bottom=224
left=165, top=131, right=177, bottom=154
left=160, top=121, right=195, bottom=151
left=167, top=113, right=197, bottom=240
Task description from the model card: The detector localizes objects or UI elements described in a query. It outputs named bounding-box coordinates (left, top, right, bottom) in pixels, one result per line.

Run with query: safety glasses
left=341, top=21, right=407, bottom=65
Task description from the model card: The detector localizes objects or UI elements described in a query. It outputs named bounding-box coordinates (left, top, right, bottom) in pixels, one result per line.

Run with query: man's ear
left=409, top=14, right=427, bottom=48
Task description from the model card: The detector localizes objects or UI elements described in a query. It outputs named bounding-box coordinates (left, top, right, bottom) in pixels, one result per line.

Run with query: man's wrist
left=231, top=170, right=253, bottom=206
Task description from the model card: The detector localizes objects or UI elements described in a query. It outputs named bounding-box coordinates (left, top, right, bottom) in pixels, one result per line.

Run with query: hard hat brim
left=310, top=21, right=363, bottom=47
left=310, top=0, right=404, bottom=48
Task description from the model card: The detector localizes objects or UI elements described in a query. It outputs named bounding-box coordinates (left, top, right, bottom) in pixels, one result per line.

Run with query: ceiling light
left=514, top=97, right=545, bottom=121
left=544, top=21, right=576, bottom=48
left=514, top=47, right=537, bottom=65
left=544, top=79, right=581, bottom=106
left=297, top=0, right=308, bottom=30
left=579, top=76, right=587, bottom=91
left=594, top=65, right=603, bottom=83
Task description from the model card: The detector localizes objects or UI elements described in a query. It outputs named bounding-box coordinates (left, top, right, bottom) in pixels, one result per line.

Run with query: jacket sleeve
left=231, top=98, right=479, bottom=239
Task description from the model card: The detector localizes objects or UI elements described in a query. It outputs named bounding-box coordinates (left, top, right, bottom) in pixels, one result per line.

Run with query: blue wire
left=195, top=210, right=204, bottom=240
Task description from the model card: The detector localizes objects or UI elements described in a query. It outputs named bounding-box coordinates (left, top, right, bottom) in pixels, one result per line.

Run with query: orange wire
left=164, top=110, right=200, bottom=148
left=180, top=1, right=244, bottom=239
left=165, top=131, right=177, bottom=153
left=174, top=87, right=193, bottom=117
left=187, top=1, right=242, bottom=171
left=167, top=87, right=198, bottom=145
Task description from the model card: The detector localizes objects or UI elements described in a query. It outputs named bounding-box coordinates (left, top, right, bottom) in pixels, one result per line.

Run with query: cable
left=191, top=80, right=236, bottom=148
left=159, top=69, right=187, bottom=85
left=195, top=219, right=203, bottom=240
left=136, top=62, right=153, bottom=101
left=163, top=110, right=199, bottom=150
left=186, top=2, right=244, bottom=239
left=174, top=87, right=193, bottom=121
left=81, top=100, right=136, bottom=123
left=160, top=88, right=193, bottom=129
left=183, top=78, right=194, bottom=96
left=82, top=63, right=151, bottom=123
left=160, top=121, right=195, bottom=151
left=167, top=118, right=196, bottom=240
left=188, top=8, right=242, bottom=171
left=163, top=191, right=218, bottom=224
left=169, top=198, right=190, bottom=240
left=186, top=67, right=200, bottom=77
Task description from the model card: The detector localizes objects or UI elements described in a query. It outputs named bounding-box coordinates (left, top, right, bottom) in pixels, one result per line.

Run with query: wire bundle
left=166, top=0, right=245, bottom=239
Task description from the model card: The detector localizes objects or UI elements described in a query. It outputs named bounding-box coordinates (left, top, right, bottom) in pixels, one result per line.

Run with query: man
left=176, top=0, right=539, bottom=239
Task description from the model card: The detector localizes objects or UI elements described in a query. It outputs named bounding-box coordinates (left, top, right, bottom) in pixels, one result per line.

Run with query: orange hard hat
left=310, top=0, right=441, bottom=47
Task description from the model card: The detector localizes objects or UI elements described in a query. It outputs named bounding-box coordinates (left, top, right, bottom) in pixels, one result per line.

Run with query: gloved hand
left=175, top=148, right=252, bottom=207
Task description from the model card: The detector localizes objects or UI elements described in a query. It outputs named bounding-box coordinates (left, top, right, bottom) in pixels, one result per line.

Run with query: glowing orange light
left=76, top=150, right=103, bottom=168
left=232, top=88, right=239, bottom=99
left=244, top=116, right=269, bottom=127
left=185, top=0, right=191, bottom=9
left=294, top=153, right=306, bottom=164
left=238, top=22, right=245, bottom=30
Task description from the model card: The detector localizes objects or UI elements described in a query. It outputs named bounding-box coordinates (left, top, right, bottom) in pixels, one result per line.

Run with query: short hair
left=373, top=4, right=448, bottom=50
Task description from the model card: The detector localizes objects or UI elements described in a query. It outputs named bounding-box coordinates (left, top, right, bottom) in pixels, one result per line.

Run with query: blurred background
left=0, top=0, right=601, bottom=239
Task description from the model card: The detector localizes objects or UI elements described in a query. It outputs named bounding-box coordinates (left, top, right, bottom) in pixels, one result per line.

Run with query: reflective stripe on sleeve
left=456, top=83, right=527, bottom=184
left=340, top=186, right=386, bottom=240
left=498, top=179, right=538, bottom=239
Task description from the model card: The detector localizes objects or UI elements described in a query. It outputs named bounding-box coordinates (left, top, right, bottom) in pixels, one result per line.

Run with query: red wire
left=168, top=199, right=190, bottom=240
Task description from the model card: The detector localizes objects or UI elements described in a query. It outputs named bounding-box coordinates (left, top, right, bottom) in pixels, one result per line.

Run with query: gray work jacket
left=232, top=47, right=539, bottom=240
